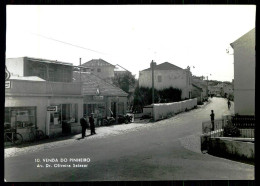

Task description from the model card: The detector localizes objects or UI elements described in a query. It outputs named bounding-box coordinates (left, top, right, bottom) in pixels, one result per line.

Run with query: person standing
left=89, top=113, right=96, bottom=135
left=80, top=114, right=88, bottom=138
left=227, top=99, right=231, bottom=110
left=210, top=110, right=215, bottom=131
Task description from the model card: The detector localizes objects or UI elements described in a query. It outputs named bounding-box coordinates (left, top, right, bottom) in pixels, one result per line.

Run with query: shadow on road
left=207, top=152, right=255, bottom=166
left=4, top=133, right=81, bottom=149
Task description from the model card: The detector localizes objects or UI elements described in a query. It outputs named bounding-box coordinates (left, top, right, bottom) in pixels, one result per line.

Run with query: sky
left=6, top=5, right=256, bottom=82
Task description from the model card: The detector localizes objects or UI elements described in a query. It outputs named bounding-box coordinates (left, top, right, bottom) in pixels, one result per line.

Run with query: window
left=50, top=104, right=78, bottom=125
left=50, top=105, right=61, bottom=125
left=61, top=104, right=78, bottom=123
left=4, top=107, right=36, bottom=128
left=83, top=103, right=105, bottom=117
left=97, top=68, right=101, bottom=72
left=48, top=69, right=55, bottom=81
left=118, top=102, right=125, bottom=115
left=158, top=75, right=162, bottom=83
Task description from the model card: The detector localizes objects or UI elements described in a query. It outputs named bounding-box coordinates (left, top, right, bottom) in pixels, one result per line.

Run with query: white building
left=139, top=62, right=192, bottom=99
left=81, top=59, right=115, bottom=83
left=230, top=28, right=255, bottom=115
left=5, top=57, right=128, bottom=141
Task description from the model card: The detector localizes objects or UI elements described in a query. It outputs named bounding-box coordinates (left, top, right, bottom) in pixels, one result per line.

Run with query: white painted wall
left=232, top=29, right=255, bottom=115
left=139, top=69, right=192, bottom=99
left=5, top=95, right=83, bottom=137
left=91, top=66, right=115, bottom=81
left=143, top=98, right=197, bottom=121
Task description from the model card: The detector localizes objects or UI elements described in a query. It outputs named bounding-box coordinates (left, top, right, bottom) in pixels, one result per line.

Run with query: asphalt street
left=4, top=97, right=254, bottom=181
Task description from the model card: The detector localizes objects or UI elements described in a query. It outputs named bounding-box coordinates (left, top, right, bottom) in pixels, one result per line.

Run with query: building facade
left=230, top=28, right=255, bottom=115
left=5, top=57, right=128, bottom=141
left=5, top=79, right=83, bottom=140
left=191, top=84, right=203, bottom=104
left=192, top=76, right=207, bottom=99
left=73, top=71, right=128, bottom=120
left=139, top=62, right=192, bottom=99
left=81, top=59, right=115, bottom=83
left=6, top=57, right=73, bottom=82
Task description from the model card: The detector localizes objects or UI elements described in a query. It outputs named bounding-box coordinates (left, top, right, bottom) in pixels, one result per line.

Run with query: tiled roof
left=114, top=64, right=126, bottom=71
left=25, top=57, right=73, bottom=66
left=82, top=59, right=115, bottom=67
left=192, top=83, right=203, bottom=91
left=141, top=62, right=184, bottom=71
left=73, top=71, right=128, bottom=96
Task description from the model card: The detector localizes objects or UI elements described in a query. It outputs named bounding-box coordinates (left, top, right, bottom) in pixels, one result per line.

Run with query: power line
left=30, top=32, right=107, bottom=55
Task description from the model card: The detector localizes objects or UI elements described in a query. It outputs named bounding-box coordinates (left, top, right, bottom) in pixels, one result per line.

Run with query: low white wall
left=208, top=137, right=254, bottom=160
left=153, top=98, right=197, bottom=121
left=143, top=107, right=153, bottom=116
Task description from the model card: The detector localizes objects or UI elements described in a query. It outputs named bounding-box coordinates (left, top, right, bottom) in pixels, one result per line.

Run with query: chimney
left=150, top=61, right=156, bottom=68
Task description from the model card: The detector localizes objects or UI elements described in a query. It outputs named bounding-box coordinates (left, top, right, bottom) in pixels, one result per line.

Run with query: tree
left=112, top=72, right=136, bottom=93
left=132, top=86, right=182, bottom=112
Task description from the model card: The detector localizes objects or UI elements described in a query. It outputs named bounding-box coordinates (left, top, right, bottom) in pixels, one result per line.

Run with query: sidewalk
left=4, top=120, right=151, bottom=158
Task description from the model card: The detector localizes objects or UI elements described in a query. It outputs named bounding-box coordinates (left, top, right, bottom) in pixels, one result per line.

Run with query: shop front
left=4, top=106, right=37, bottom=141
left=82, top=95, right=128, bottom=126
left=47, top=103, right=79, bottom=136
left=46, top=100, right=82, bottom=138
left=83, top=95, right=107, bottom=126
left=5, top=79, right=83, bottom=140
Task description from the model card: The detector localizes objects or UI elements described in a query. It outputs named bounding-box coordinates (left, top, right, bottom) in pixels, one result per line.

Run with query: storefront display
left=4, top=107, right=36, bottom=129
left=49, top=104, right=78, bottom=125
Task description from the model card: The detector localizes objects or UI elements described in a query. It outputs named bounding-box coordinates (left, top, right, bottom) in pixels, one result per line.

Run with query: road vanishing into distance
left=5, top=97, right=254, bottom=181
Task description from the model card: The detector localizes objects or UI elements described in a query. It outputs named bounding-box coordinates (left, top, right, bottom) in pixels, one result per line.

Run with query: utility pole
left=151, top=60, right=155, bottom=104
left=46, top=65, right=49, bottom=81
left=206, top=76, right=208, bottom=99
left=79, top=58, right=82, bottom=82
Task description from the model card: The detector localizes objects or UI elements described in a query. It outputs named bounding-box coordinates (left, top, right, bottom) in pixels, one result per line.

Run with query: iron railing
left=202, top=119, right=225, bottom=137
left=202, top=115, right=255, bottom=138
left=231, top=115, right=255, bottom=129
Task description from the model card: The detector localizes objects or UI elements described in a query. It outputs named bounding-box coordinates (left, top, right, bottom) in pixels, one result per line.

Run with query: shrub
left=223, top=123, right=240, bottom=137
left=133, top=86, right=182, bottom=110
left=198, top=101, right=203, bottom=105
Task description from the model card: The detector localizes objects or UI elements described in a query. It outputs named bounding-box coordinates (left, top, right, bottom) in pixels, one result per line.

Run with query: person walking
left=80, top=114, right=88, bottom=138
left=227, top=99, right=231, bottom=110
left=89, top=113, right=96, bottom=135
left=210, top=110, right=215, bottom=131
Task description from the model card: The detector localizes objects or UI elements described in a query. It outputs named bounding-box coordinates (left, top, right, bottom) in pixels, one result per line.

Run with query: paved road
left=4, top=97, right=254, bottom=181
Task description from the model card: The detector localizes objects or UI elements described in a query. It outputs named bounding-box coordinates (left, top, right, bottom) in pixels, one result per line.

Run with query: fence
left=231, top=115, right=255, bottom=138
left=202, top=115, right=255, bottom=138
left=231, top=115, right=255, bottom=128
left=202, top=119, right=225, bottom=137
